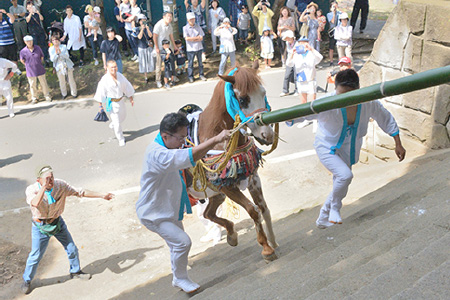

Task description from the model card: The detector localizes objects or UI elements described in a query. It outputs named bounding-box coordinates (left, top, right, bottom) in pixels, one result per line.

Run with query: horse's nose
left=261, top=131, right=274, bottom=144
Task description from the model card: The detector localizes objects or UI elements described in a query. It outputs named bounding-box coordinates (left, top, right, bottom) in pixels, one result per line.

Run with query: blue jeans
left=23, top=217, right=80, bottom=282
left=87, top=34, right=103, bottom=59
left=116, top=59, right=123, bottom=73
left=218, top=52, right=236, bottom=76
left=187, top=50, right=204, bottom=79
left=238, top=29, right=248, bottom=41
left=125, top=29, right=138, bottom=56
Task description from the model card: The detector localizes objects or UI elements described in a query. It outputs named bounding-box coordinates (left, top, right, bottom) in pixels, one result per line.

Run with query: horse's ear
left=252, top=60, right=260, bottom=70
left=218, top=75, right=235, bottom=85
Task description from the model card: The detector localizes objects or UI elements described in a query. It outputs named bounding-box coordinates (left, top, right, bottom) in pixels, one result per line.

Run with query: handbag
left=328, top=27, right=335, bottom=38
left=300, top=22, right=309, bottom=38
left=94, top=109, right=109, bottom=122
left=33, top=217, right=62, bottom=237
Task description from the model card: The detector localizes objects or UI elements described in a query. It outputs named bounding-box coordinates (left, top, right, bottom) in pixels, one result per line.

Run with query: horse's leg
left=204, top=194, right=238, bottom=246
left=248, top=172, right=278, bottom=249
left=221, top=187, right=276, bottom=261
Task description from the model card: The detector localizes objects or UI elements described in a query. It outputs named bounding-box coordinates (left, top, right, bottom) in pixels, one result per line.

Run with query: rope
left=262, top=122, right=279, bottom=156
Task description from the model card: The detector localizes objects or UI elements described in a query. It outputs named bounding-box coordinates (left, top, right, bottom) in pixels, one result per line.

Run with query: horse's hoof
left=227, top=232, right=238, bottom=247
left=262, top=252, right=278, bottom=263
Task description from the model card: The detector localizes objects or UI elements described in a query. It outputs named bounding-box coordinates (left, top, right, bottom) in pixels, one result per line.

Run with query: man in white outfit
left=288, top=69, right=406, bottom=228
left=61, top=5, right=86, bottom=66
left=95, top=60, right=135, bottom=147
left=0, top=57, right=20, bottom=117
left=136, top=113, right=230, bottom=294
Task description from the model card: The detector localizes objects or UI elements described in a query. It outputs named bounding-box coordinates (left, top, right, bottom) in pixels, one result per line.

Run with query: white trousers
left=57, top=69, right=77, bottom=97
left=27, top=75, right=50, bottom=100
left=0, top=86, right=14, bottom=115
left=316, top=147, right=354, bottom=215
left=144, top=219, right=191, bottom=281
left=110, top=100, right=126, bottom=144
left=211, top=27, right=218, bottom=52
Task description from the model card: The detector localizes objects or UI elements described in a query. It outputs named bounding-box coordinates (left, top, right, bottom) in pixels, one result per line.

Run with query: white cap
left=222, top=17, right=230, bottom=23
left=93, top=6, right=101, bottom=13
left=282, top=30, right=295, bottom=40
left=339, top=12, right=349, bottom=19
left=137, top=14, right=147, bottom=21
left=186, top=12, right=195, bottom=20
left=23, top=35, right=33, bottom=41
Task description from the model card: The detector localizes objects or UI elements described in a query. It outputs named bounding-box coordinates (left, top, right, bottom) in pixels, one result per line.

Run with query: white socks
left=172, top=278, right=200, bottom=293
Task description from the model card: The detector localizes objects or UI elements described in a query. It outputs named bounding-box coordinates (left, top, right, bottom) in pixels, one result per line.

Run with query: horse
left=186, top=62, right=278, bottom=261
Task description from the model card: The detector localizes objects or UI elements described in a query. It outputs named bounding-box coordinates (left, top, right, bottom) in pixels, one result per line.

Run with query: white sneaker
left=316, top=218, right=335, bottom=229
left=31, top=98, right=37, bottom=104
left=293, top=92, right=299, bottom=96
left=9, top=113, right=15, bottom=118
left=131, top=54, right=138, bottom=61
left=45, top=96, right=52, bottom=102
left=119, top=140, right=126, bottom=147
left=279, top=92, right=289, bottom=97
left=296, top=120, right=312, bottom=129
left=172, top=278, right=200, bottom=293
left=329, top=209, right=342, bottom=224
left=156, top=81, right=162, bottom=88
left=94, top=59, right=99, bottom=66
left=201, top=53, right=206, bottom=61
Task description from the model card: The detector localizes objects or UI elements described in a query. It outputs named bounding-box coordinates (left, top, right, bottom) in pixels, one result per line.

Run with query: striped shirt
left=0, top=18, right=15, bottom=46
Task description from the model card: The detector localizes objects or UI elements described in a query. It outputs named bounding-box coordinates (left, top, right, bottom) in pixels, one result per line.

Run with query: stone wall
left=359, top=0, right=450, bottom=157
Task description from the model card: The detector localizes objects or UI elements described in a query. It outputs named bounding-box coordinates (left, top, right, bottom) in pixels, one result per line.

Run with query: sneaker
left=119, top=140, right=126, bottom=147
left=316, top=218, right=335, bottom=229
left=94, top=59, right=99, bottom=66
left=21, top=281, right=31, bottom=294
left=296, top=120, right=312, bottom=129
left=293, top=92, right=299, bottom=96
left=156, top=81, right=163, bottom=88
left=72, top=94, right=78, bottom=98
left=93, top=37, right=97, bottom=42
left=164, top=83, right=171, bottom=89
left=31, top=98, right=37, bottom=104
left=199, top=75, right=207, bottom=81
left=62, top=95, right=67, bottom=100
left=189, top=77, right=194, bottom=83
left=172, top=278, right=200, bottom=294
left=173, top=76, right=180, bottom=83
left=45, top=96, right=52, bottom=102
left=79, top=60, right=84, bottom=67
left=329, top=209, right=342, bottom=224
left=279, top=92, right=289, bottom=97
left=70, top=271, right=91, bottom=280
left=9, top=113, right=15, bottom=118
left=131, top=54, right=138, bottom=61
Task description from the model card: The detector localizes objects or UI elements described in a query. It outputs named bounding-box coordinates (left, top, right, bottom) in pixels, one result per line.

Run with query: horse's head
left=219, top=61, right=274, bottom=145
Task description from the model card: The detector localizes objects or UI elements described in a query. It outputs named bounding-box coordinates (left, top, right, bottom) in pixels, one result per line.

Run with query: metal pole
left=256, top=65, right=450, bottom=126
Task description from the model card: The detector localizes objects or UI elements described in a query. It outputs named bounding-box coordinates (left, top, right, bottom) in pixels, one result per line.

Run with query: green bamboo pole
left=256, top=65, right=450, bottom=126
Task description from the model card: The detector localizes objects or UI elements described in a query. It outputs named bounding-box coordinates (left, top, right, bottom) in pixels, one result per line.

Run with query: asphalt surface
left=0, top=63, right=356, bottom=212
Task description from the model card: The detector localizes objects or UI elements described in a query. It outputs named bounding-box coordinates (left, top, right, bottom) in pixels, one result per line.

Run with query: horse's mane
left=199, top=67, right=262, bottom=141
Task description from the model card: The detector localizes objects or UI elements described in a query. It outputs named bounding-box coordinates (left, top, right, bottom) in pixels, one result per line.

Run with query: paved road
left=0, top=64, right=348, bottom=212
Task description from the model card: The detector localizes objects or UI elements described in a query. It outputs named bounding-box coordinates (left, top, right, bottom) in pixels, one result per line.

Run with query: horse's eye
left=239, top=96, right=249, bottom=108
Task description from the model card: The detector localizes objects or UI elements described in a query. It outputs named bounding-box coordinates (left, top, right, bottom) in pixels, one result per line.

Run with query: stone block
left=432, top=84, right=450, bottom=125
left=421, top=42, right=450, bottom=71
left=402, top=34, right=423, bottom=73
left=447, top=119, right=450, bottom=139
left=359, top=61, right=382, bottom=88
left=403, top=87, right=435, bottom=114
left=424, top=2, right=450, bottom=44
left=401, top=1, right=426, bottom=34
left=428, top=123, right=450, bottom=149
left=384, top=102, right=433, bottom=142
left=385, top=95, right=403, bottom=106
left=370, top=7, right=409, bottom=69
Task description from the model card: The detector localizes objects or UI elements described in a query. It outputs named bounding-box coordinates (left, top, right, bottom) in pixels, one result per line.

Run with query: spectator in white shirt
left=334, top=12, right=352, bottom=60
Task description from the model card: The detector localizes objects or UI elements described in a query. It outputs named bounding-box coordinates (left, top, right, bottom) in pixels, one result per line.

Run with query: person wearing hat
left=326, top=56, right=353, bottom=92
left=334, top=12, right=353, bottom=61
left=21, top=165, right=114, bottom=294
left=260, top=26, right=276, bottom=69
left=286, top=36, right=322, bottom=104
left=20, top=35, right=52, bottom=103
left=252, top=0, right=274, bottom=36
left=84, top=4, right=104, bottom=66
left=153, top=11, right=178, bottom=88
left=214, top=17, right=237, bottom=76
left=208, top=0, right=226, bottom=52
left=183, top=12, right=206, bottom=83
left=9, top=0, right=28, bottom=50
left=86, top=6, right=101, bottom=42
left=350, top=0, right=369, bottom=34
left=299, top=1, right=320, bottom=52
left=62, top=5, right=86, bottom=66
left=280, top=30, right=298, bottom=97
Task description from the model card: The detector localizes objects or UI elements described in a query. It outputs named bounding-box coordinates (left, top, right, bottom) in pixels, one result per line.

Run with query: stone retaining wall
left=359, top=0, right=450, bottom=156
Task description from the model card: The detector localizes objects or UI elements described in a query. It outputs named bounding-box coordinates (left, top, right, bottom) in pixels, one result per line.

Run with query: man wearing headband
left=21, top=165, right=114, bottom=294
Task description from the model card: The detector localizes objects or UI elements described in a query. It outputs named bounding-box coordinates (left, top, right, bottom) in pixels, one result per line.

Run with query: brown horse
left=187, top=63, right=278, bottom=261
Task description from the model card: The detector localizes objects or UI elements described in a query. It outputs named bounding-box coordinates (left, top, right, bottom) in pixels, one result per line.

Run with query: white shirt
left=84, top=15, right=103, bottom=36
left=286, top=48, right=323, bottom=82
left=0, top=58, right=18, bottom=91
left=261, top=35, right=274, bottom=53
left=214, top=26, right=237, bottom=53
left=94, top=72, right=135, bottom=103
left=136, top=141, right=195, bottom=224
left=125, top=6, right=141, bottom=31
left=153, top=19, right=173, bottom=49
left=209, top=7, right=226, bottom=29
left=334, top=24, right=353, bottom=47
left=49, top=44, right=74, bottom=75
left=63, top=14, right=86, bottom=50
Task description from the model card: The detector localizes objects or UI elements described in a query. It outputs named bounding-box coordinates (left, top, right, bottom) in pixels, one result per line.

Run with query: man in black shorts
left=0, top=8, right=18, bottom=64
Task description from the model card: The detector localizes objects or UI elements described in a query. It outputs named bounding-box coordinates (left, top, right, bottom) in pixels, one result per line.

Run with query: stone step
left=348, top=232, right=450, bottom=299
left=391, top=260, right=450, bottom=300
left=205, top=176, right=446, bottom=299
left=306, top=207, right=449, bottom=299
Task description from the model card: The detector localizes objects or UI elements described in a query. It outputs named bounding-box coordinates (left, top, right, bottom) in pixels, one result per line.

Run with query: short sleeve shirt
left=100, top=39, right=121, bottom=61
left=187, top=4, right=206, bottom=28
left=113, top=6, right=125, bottom=28
left=153, top=19, right=173, bottom=49
left=25, top=12, right=44, bottom=36
left=19, top=45, right=46, bottom=77
left=9, top=5, right=27, bottom=21
left=84, top=15, right=103, bottom=35
left=238, top=12, right=251, bottom=30
left=0, top=18, right=15, bottom=46
left=183, top=23, right=204, bottom=52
